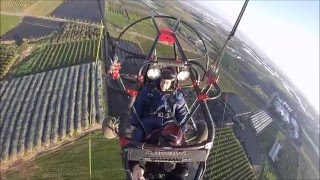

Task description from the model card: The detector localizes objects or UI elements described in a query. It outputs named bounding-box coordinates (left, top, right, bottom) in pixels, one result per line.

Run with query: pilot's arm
left=130, top=86, right=150, bottom=127
left=174, top=91, right=188, bottom=125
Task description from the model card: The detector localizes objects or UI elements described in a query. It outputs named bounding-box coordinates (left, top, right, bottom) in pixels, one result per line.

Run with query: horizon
left=196, top=0, right=319, bottom=115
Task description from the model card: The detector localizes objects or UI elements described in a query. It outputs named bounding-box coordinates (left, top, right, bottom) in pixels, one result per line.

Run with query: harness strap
left=145, top=87, right=179, bottom=122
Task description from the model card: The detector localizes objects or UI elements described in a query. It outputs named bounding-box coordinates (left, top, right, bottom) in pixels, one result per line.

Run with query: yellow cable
left=88, top=20, right=104, bottom=179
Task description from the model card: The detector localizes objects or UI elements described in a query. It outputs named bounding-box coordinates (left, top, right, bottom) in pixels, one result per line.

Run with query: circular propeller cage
left=111, top=15, right=212, bottom=83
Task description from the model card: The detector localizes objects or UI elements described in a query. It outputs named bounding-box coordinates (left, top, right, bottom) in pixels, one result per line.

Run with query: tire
left=102, top=116, right=118, bottom=139
left=195, top=121, right=208, bottom=143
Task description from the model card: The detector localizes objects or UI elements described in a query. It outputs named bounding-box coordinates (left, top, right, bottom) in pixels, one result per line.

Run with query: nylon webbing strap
left=88, top=20, right=104, bottom=179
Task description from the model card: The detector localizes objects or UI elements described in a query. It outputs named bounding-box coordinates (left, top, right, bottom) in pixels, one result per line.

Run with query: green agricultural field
left=150, top=1, right=198, bottom=25
left=136, top=36, right=200, bottom=59
left=106, top=1, right=128, bottom=29
left=12, top=40, right=99, bottom=77
left=132, top=21, right=157, bottom=39
left=107, top=11, right=128, bottom=29
left=137, top=36, right=175, bottom=58
left=259, top=156, right=279, bottom=180
left=204, top=127, right=257, bottom=179
left=297, top=154, right=319, bottom=179
left=218, top=65, right=266, bottom=111
left=299, top=131, right=320, bottom=178
left=257, top=122, right=284, bottom=152
left=3, top=131, right=124, bottom=179
left=275, top=140, right=299, bottom=179
left=0, top=14, right=21, bottom=36
left=24, top=0, right=64, bottom=16
left=257, top=123, right=302, bottom=179
left=122, top=1, right=150, bottom=13
left=0, top=44, right=18, bottom=78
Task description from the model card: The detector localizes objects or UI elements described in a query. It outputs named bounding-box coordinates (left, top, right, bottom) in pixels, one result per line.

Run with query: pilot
left=129, top=67, right=189, bottom=180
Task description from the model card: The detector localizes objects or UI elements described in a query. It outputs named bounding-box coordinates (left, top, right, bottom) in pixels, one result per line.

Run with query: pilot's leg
left=128, top=126, right=146, bottom=177
left=143, top=117, right=163, bottom=133
left=131, top=126, right=144, bottom=142
left=130, top=117, right=162, bottom=142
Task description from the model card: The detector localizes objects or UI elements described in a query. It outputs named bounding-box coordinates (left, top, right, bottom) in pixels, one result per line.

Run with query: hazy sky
left=197, top=0, right=319, bottom=114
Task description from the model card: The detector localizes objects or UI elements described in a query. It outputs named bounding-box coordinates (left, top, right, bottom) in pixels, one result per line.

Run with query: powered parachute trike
left=97, top=0, right=250, bottom=178
left=102, top=15, right=222, bottom=179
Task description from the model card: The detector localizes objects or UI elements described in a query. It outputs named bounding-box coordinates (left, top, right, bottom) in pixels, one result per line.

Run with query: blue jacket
left=130, top=83, right=188, bottom=134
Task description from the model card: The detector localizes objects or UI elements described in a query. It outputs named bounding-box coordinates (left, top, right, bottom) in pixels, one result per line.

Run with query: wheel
left=195, top=121, right=208, bottom=143
left=102, top=116, right=118, bottom=139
